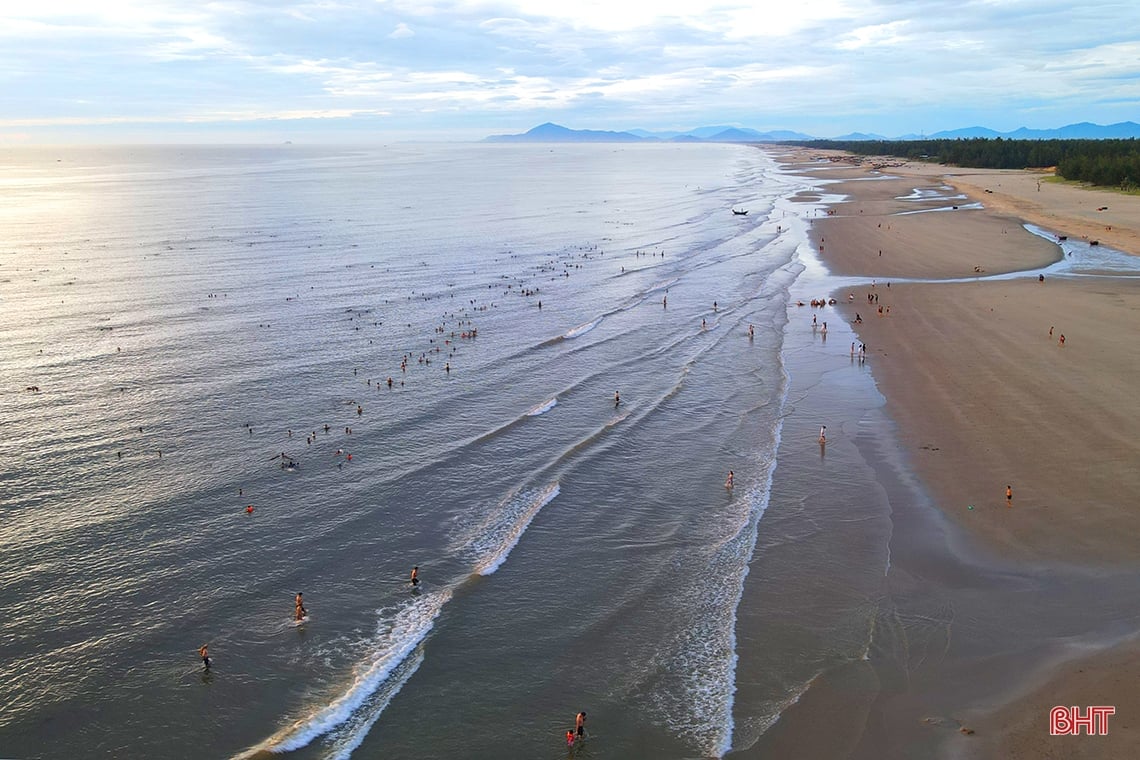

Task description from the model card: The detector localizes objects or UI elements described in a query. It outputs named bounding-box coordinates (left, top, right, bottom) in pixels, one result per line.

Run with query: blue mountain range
left=484, top=121, right=1140, bottom=143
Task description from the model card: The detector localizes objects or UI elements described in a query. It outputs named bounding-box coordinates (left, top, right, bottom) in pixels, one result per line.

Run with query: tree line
left=793, top=138, right=1140, bottom=191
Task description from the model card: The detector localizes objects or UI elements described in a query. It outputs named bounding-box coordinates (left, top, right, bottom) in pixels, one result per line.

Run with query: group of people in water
left=200, top=569, right=420, bottom=670
left=565, top=711, right=587, bottom=748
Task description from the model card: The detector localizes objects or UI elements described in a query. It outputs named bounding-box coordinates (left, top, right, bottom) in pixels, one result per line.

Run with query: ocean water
left=0, top=143, right=896, bottom=759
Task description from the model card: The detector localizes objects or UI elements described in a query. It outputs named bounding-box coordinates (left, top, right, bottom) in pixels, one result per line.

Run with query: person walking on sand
left=1006, top=485, right=1013, bottom=508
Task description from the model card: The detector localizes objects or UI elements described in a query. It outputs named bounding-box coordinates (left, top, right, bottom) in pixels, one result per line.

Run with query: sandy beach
left=783, top=150, right=1140, bottom=757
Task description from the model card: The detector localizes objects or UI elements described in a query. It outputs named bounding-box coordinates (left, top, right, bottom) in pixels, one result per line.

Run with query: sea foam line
left=563, top=317, right=602, bottom=339
left=713, top=434, right=781, bottom=757
left=323, top=646, right=426, bottom=760
left=236, top=484, right=561, bottom=759
left=232, top=590, right=451, bottom=759
left=525, top=397, right=557, bottom=416
left=468, top=483, right=560, bottom=576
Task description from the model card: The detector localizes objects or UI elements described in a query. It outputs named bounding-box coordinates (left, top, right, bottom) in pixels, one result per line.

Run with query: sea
left=0, top=142, right=994, bottom=759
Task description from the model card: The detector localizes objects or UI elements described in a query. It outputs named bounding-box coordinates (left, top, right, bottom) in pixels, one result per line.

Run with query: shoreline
left=761, top=149, right=1140, bottom=758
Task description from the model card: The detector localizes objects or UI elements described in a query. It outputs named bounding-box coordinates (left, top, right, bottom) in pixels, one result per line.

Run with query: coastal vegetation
left=798, top=138, right=1140, bottom=191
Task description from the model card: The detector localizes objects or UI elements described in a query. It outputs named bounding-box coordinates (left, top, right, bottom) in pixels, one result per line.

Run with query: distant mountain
left=1006, top=121, right=1140, bottom=139
left=485, top=123, right=819, bottom=143
left=628, top=128, right=682, bottom=139
left=704, top=127, right=766, bottom=142
left=831, top=132, right=890, bottom=141
left=759, top=129, right=818, bottom=141
left=923, top=121, right=1140, bottom=140
left=683, top=125, right=750, bottom=139
left=484, top=121, right=1140, bottom=145
left=929, top=126, right=1004, bottom=139
left=484, top=122, right=649, bottom=143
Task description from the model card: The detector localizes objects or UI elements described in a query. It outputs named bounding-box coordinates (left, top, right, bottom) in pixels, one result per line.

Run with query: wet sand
left=780, top=150, right=1140, bottom=757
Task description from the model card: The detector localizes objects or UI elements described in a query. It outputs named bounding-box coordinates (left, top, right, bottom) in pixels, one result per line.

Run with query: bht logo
left=1050, top=706, right=1115, bottom=736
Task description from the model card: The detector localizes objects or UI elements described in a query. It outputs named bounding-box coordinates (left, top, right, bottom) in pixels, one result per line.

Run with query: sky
left=2, top=0, right=1139, bottom=143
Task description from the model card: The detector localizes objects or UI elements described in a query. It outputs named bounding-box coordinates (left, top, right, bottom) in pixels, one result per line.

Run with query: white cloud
left=835, top=20, right=910, bottom=50
left=1, top=0, right=1138, bottom=138
left=388, top=22, right=414, bottom=38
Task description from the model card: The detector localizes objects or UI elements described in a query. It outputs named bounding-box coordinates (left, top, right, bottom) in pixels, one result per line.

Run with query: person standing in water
left=295, top=592, right=307, bottom=620
left=199, top=644, right=211, bottom=669
left=725, top=470, right=734, bottom=489
left=614, top=390, right=620, bottom=408
left=410, top=566, right=420, bottom=587
left=575, top=711, right=587, bottom=738
left=819, top=426, right=827, bottom=444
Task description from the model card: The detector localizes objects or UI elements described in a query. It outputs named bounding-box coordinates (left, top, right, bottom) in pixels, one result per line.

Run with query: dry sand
left=781, top=150, right=1140, bottom=757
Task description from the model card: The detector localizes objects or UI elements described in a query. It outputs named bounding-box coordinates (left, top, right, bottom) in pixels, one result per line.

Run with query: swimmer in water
left=566, top=729, right=575, bottom=747
left=410, top=566, right=420, bottom=587
left=819, top=426, right=826, bottom=444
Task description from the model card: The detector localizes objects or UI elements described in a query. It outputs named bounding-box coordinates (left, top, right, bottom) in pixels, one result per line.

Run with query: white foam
left=525, top=397, right=557, bottom=416
left=563, top=317, right=601, bottom=339
left=470, top=483, right=560, bottom=576
left=232, top=591, right=451, bottom=759
left=893, top=201, right=983, bottom=216
left=323, top=647, right=426, bottom=760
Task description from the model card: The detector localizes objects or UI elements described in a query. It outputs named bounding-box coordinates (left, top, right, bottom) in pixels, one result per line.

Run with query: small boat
left=732, top=209, right=748, bottom=216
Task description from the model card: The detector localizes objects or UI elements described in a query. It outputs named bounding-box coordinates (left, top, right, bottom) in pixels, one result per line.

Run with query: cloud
left=389, top=22, right=414, bottom=39
left=1, top=0, right=1138, bottom=139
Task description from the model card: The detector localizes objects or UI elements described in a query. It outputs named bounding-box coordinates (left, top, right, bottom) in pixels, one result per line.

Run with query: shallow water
left=0, top=143, right=844, bottom=759
left=5, top=144, right=1139, bottom=760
